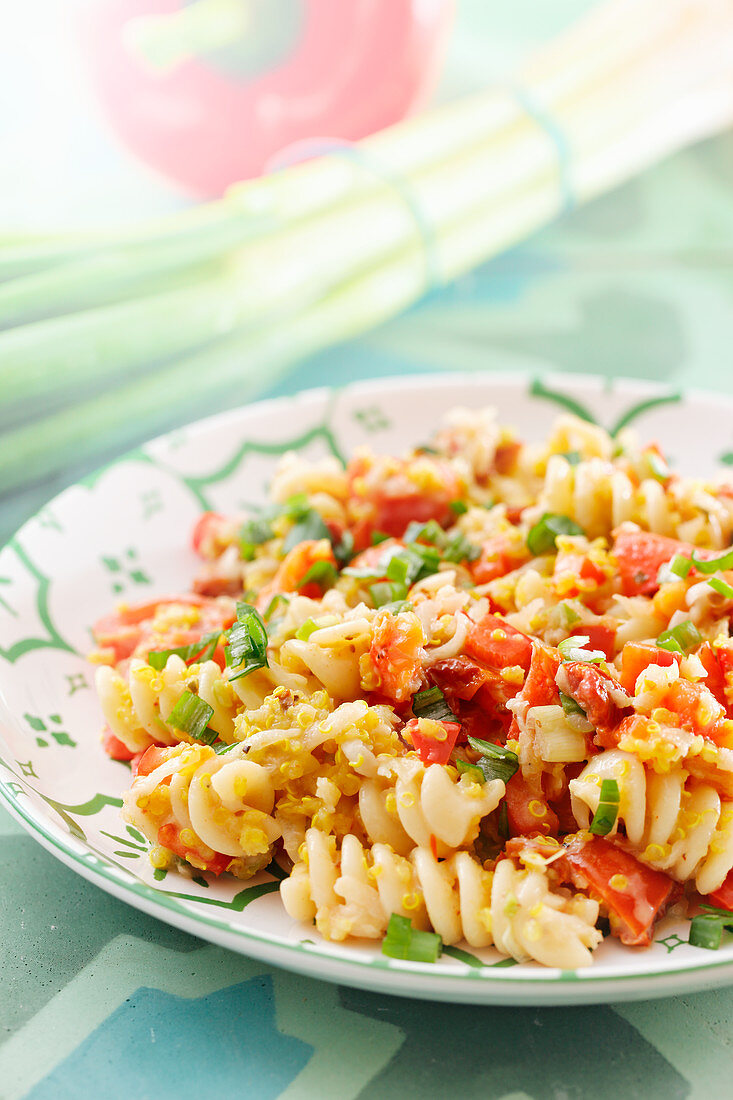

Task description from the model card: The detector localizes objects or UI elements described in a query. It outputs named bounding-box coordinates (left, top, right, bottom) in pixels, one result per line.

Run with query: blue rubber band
left=510, top=86, right=575, bottom=214
left=267, top=137, right=443, bottom=292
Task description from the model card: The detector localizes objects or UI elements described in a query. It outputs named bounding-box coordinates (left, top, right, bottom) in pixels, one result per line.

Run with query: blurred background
left=2, top=0, right=733, bottom=542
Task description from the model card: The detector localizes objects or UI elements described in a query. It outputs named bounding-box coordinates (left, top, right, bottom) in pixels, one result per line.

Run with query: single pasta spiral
left=123, top=742, right=280, bottom=876
left=281, top=829, right=601, bottom=967
left=96, top=655, right=240, bottom=753
left=570, top=748, right=733, bottom=895
left=357, top=756, right=505, bottom=858
left=540, top=454, right=675, bottom=540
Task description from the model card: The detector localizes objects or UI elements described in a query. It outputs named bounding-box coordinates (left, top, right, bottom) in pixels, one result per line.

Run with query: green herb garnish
left=148, top=631, right=220, bottom=671
left=225, top=602, right=269, bottom=681
left=526, top=513, right=584, bottom=555
left=166, top=691, right=216, bottom=743
left=381, top=913, right=442, bottom=963
left=466, top=735, right=519, bottom=785
left=589, top=778, right=620, bottom=836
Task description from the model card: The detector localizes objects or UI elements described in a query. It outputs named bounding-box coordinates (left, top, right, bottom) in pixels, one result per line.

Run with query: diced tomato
left=157, top=823, right=230, bottom=876
left=504, top=772, right=559, bottom=838
left=464, top=615, right=533, bottom=671
left=403, top=717, right=461, bottom=766
left=663, top=678, right=723, bottom=732
left=428, top=655, right=503, bottom=703
left=346, top=454, right=460, bottom=548
left=570, top=620, right=617, bottom=661
left=522, top=644, right=562, bottom=707
left=698, top=642, right=728, bottom=710
left=135, top=745, right=170, bottom=778
left=256, top=539, right=337, bottom=611
left=192, top=511, right=228, bottom=557
left=369, top=609, right=424, bottom=703
left=471, top=536, right=529, bottom=585
left=494, top=441, right=522, bottom=476
left=618, top=641, right=679, bottom=694
left=564, top=835, right=675, bottom=946
left=553, top=550, right=608, bottom=598
left=708, top=869, right=733, bottom=912
left=613, top=529, right=696, bottom=596
left=102, top=726, right=137, bottom=761
left=559, top=661, right=629, bottom=734
left=451, top=699, right=509, bottom=743
left=92, top=594, right=234, bottom=665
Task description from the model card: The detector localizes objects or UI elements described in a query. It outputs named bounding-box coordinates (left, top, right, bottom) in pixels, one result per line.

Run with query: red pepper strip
left=564, top=835, right=674, bottom=946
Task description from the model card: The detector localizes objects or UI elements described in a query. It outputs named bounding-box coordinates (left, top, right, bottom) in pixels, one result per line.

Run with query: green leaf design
left=441, top=945, right=488, bottom=968
left=164, top=879, right=281, bottom=911
left=609, top=392, right=681, bottom=437
left=179, top=415, right=346, bottom=511
left=530, top=378, right=682, bottom=438
left=529, top=379, right=597, bottom=424
left=0, top=539, right=75, bottom=663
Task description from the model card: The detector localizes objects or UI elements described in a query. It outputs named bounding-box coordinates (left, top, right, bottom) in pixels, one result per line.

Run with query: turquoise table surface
left=4, top=3, right=733, bottom=1097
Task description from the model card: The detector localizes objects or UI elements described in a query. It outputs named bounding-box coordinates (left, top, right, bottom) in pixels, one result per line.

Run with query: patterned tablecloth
left=4, top=3, right=733, bottom=1097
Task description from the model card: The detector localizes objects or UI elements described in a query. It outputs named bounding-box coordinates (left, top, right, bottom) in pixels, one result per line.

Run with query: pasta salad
left=90, top=407, right=733, bottom=967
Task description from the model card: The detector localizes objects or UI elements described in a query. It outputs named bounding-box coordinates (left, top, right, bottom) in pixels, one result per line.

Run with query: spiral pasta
left=93, top=401, right=733, bottom=969
left=281, top=829, right=601, bottom=967
left=570, top=749, right=733, bottom=895
left=96, top=655, right=240, bottom=753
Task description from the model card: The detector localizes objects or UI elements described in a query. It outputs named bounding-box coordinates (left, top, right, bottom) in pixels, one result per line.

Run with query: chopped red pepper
left=564, top=835, right=675, bottom=946
left=464, top=615, right=533, bottom=671
left=403, top=717, right=461, bottom=766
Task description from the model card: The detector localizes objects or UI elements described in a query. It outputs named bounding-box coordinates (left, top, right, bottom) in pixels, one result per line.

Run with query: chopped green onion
left=689, top=914, right=724, bottom=951
left=647, top=451, right=670, bottom=482
left=412, top=685, right=457, bottom=724
left=298, top=560, right=337, bottom=590
left=559, top=450, right=582, bottom=466
left=404, top=519, right=445, bottom=546
left=371, top=530, right=391, bottom=545
left=559, top=602, right=581, bottom=627
left=442, top=532, right=481, bottom=564
left=557, top=635, right=605, bottom=664
left=589, top=778, right=620, bottom=836
left=559, top=691, right=588, bottom=720
left=497, top=801, right=510, bottom=839
left=370, top=581, right=407, bottom=608
left=456, top=759, right=485, bottom=784
left=709, top=577, right=733, bottom=599
left=690, top=547, right=733, bottom=574
left=148, top=630, right=220, bottom=671
left=414, top=444, right=441, bottom=456
left=449, top=500, right=468, bottom=515
left=381, top=913, right=442, bottom=963
left=296, top=618, right=319, bottom=641
left=656, top=620, right=701, bottom=654
left=166, top=691, right=215, bottom=743
left=238, top=516, right=274, bottom=561
left=262, top=593, right=289, bottom=621
left=214, top=741, right=238, bottom=754
left=278, top=494, right=312, bottom=521
left=669, top=554, right=692, bottom=579
left=700, top=904, right=733, bottom=919
left=526, top=513, right=584, bottom=555
left=386, top=554, right=410, bottom=586
left=466, top=735, right=519, bottom=785
left=225, top=602, right=269, bottom=681
left=281, top=509, right=332, bottom=554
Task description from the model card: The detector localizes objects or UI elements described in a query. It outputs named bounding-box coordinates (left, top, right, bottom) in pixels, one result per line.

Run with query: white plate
left=4, top=372, right=733, bottom=1006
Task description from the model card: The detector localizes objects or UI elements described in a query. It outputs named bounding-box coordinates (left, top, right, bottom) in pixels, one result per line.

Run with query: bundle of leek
left=2, top=0, right=733, bottom=492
